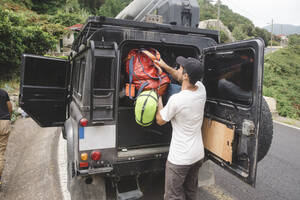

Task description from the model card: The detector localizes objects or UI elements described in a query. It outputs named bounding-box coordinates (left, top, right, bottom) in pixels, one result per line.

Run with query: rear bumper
left=77, top=156, right=167, bottom=177
left=114, top=157, right=167, bottom=177
left=78, top=167, right=113, bottom=175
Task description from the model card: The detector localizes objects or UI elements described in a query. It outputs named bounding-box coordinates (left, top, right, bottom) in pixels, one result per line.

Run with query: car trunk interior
left=117, top=41, right=199, bottom=155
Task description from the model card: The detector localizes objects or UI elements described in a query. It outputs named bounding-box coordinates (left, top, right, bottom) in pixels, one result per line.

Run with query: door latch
left=242, top=120, right=255, bottom=136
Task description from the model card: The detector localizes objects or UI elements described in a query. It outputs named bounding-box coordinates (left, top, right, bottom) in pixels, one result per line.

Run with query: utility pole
left=217, top=0, right=220, bottom=22
left=271, top=19, right=273, bottom=48
left=217, top=0, right=221, bottom=41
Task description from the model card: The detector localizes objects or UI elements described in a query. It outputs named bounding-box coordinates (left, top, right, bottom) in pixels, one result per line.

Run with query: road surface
left=265, top=47, right=281, bottom=54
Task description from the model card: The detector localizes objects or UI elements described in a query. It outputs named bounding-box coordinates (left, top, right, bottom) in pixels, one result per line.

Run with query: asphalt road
left=265, top=47, right=281, bottom=54
left=1, top=119, right=300, bottom=200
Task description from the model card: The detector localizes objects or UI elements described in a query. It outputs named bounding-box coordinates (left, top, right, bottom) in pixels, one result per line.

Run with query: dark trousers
left=164, top=159, right=203, bottom=200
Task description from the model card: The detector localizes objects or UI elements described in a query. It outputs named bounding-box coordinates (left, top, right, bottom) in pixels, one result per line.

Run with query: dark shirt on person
left=0, top=89, right=10, bottom=120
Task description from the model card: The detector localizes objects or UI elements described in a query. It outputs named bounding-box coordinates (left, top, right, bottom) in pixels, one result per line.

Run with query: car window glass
left=72, top=59, right=79, bottom=93
left=94, top=57, right=113, bottom=95
left=78, top=58, right=86, bottom=96
left=203, top=49, right=254, bottom=106
left=24, top=57, right=67, bottom=87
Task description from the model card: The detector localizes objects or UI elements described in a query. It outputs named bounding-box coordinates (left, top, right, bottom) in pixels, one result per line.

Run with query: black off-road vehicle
left=19, top=14, right=273, bottom=199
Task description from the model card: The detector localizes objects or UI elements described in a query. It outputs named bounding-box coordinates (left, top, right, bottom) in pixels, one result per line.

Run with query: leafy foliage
left=263, top=35, right=300, bottom=119
left=30, top=0, right=66, bottom=14
left=0, top=9, right=58, bottom=80
left=97, top=0, right=132, bottom=18
left=48, top=10, right=87, bottom=27
left=288, top=34, right=300, bottom=46
left=78, top=0, right=104, bottom=14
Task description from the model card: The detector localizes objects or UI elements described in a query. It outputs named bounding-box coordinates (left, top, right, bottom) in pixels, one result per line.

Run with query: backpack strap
left=129, top=56, right=149, bottom=100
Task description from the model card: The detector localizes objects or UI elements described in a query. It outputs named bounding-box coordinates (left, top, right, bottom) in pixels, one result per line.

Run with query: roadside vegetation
left=263, top=34, right=300, bottom=119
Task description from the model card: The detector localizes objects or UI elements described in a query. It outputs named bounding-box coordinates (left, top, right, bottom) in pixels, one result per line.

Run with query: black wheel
left=257, top=98, right=273, bottom=162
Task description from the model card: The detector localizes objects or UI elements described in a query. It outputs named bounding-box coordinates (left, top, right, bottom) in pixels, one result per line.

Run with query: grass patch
left=263, top=45, right=300, bottom=120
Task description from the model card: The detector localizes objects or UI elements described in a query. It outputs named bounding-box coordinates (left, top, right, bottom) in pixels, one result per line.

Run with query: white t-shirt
left=160, top=81, right=206, bottom=165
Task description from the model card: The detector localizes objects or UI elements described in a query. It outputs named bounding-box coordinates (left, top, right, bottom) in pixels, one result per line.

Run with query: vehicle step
left=117, top=189, right=143, bottom=200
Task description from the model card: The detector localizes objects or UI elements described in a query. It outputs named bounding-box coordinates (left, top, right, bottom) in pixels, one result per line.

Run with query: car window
left=72, top=59, right=80, bottom=93
left=72, top=57, right=85, bottom=98
left=78, top=58, right=86, bottom=96
left=94, top=57, right=113, bottom=96
left=204, top=49, right=254, bottom=106
left=24, top=57, right=67, bottom=87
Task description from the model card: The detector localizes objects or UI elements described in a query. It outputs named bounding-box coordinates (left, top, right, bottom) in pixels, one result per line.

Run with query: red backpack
left=126, top=49, right=170, bottom=99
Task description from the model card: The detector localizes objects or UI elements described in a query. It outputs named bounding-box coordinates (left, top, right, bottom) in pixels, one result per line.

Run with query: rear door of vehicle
left=201, top=39, right=264, bottom=186
left=20, top=54, right=70, bottom=127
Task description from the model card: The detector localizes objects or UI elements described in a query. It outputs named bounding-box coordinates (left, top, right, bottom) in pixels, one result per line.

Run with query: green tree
left=232, top=26, right=247, bottom=41
left=31, top=0, right=66, bottom=14
left=0, top=9, right=57, bottom=79
left=78, top=0, right=105, bottom=14
left=288, top=34, right=300, bottom=46
left=48, top=10, right=87, bottom=27
left=97, top=0, right=132, bottom=18
left=253, top=27, right=270, bottom=46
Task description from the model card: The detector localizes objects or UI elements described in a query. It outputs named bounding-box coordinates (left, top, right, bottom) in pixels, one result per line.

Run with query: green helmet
left=135, top=90, right=158, bottom=126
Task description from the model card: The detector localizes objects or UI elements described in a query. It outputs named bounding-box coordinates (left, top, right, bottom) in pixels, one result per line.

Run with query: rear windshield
left=203, top=49, right=254, bottom=106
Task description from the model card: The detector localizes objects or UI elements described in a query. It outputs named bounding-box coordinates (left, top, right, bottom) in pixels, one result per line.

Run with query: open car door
left=202, top=38, right=264, bottom=186
left=20, top=54, right=70, bottom=127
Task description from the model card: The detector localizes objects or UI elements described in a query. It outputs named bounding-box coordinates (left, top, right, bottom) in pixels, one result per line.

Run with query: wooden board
left=202, top=118, right=235, bottom=164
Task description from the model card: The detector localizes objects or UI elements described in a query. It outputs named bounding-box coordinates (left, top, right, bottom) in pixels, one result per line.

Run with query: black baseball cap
left=176, top=56, right=204, bottom=81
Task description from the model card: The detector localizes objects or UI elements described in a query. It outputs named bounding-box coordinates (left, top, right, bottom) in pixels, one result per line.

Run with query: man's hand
left=154, top=59, right=181, bottom=82
left=156, top=96, right=167, bottom=126
left=154, top=59, right=168, bottom=69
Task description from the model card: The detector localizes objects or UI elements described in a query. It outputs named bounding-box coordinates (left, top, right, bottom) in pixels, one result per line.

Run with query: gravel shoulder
left=0, top=118, right=62, bottom=200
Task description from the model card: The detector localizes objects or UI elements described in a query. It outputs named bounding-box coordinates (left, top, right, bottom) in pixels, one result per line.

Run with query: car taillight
left=80, top=118, right=88, bottom=127
left=91, top=151, right=101, bottom=161
left=81, top=153, right=88, bottom=161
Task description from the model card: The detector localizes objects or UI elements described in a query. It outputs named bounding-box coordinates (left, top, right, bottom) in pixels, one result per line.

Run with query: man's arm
left=156, top=96, right=167, bottom=126
left=7, top=101, right=12, bottom=118
left=154, top=59, right=181, bottom=82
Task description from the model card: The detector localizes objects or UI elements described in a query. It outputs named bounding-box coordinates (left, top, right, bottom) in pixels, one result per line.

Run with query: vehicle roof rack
left=72, top=16, right=219, bottom=52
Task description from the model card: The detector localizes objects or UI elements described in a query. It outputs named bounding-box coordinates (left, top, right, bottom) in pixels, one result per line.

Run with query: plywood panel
left=202, top=118, right=234, bottom=163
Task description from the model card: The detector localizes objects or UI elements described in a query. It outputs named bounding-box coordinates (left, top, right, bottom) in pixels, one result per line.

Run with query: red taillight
left=79, top=162, right=89, bottom=168
left=91, top=151, right=101, bottom=161
left=80, top=118, right=88, bottom=127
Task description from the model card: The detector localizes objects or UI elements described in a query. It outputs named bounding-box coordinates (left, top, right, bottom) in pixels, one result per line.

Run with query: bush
left=232, top=26, right=248, bottom=41
left=0, top=9, right=57, bottom=80
left=48, top=10, right=88, bottom=27
left=263, top=45, right=300, bottom=119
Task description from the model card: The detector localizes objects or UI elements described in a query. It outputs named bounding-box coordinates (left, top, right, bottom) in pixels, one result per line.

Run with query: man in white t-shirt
left=154, top=56, right=206, bottom=200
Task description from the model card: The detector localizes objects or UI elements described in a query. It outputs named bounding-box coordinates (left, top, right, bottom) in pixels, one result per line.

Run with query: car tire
left=257, top=98, right=273, bottom=162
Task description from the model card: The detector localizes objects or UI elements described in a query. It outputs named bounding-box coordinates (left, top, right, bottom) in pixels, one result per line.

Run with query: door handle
left=33, top=94, right=45, bottom=97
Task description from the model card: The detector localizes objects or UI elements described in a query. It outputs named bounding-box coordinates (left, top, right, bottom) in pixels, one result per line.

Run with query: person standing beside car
left=155, top=57, right=206, bottom=200
left=0, top=88, right=12, bottom=187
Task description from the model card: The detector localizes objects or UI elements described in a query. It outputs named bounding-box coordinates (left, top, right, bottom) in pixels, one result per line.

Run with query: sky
left=217, top=0, right=300, bottom=27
